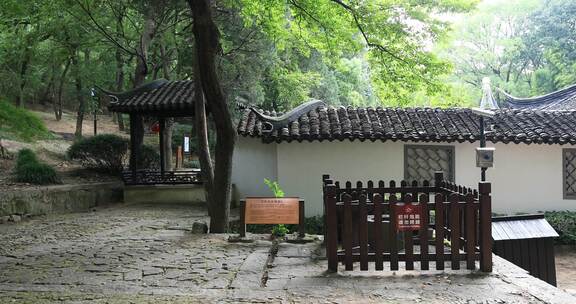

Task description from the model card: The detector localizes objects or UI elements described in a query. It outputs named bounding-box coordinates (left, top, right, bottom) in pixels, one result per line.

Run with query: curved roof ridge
left=499, top=84, right=576, bottom=111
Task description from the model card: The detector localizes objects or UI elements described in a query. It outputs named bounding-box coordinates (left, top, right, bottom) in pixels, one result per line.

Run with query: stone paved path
left=0, top=203, right=574, bottom=303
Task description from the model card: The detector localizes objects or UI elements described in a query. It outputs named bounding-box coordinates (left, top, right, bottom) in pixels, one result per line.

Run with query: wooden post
left=239, top=200, right=246, bottom=237
left=176, top=145, right=182, bottom=169
left=343, top=194, right=353, bottom=271
left=129, top=114, right=138, bottom=181
left=389, top=194, right=399, bottom=271
left=326, top=184, right=338, bottom=272
left=298, top=200, right=305, bottom=238
left=435, top=193, right=445, bottom=270
left=479, top=182, right=492, bottom=272
left=373, top=194, right=384, bottom=270
left=419, top=193, right=429, bottom=270
left=159, top=118, right=166, bottom=175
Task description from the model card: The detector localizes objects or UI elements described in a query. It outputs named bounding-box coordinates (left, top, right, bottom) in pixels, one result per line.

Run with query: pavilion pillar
left=159, top=117, right=166, bottom=175
left=129, top=114, right=138, bottom=181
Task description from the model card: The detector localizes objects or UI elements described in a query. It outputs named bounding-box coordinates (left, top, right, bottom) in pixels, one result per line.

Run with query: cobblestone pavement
left=0, top=203, right=574, bottom=303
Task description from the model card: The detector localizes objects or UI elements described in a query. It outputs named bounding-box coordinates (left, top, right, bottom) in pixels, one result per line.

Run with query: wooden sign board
left=395, top=203, right=422, bottom=232
left=245, top=197, right=300, bottom=224
left=239, top=197, right=305, bottom=238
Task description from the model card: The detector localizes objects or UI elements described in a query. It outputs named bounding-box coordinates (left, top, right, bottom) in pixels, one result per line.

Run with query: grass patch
left=0, top=100, right=53, bottom=142
left=13, top=148, right=60, bottom=184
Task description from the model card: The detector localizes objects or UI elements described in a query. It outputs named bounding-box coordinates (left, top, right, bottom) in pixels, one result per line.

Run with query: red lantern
left=150, top=122, right=160, bottom=133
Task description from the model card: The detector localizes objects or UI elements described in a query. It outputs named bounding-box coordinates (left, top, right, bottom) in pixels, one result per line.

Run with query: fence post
left=479, top=182, right=492, bottom=272
left=239, top=200, right=246, bottom=238
left=326, top=184, right=338, bottom=272
left=322, top=175, right=332, bottom=245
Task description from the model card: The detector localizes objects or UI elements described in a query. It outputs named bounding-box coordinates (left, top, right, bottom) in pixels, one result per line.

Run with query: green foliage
left=67, top=134, right=128, bottom=174
left=13, top=149, right=60, bottom=185
left=0, top=100, right=52, bottom=142
left=263, top=178, right=287, bottom=236
left=238, top=215, right=324, bottom=235
left=264, top=178, right=285, bottom=198
left=136, top=145, right=160, bottom=169
left=544, top=211, right=576, bottom=245
left=271, top=224, right=290, bottom=237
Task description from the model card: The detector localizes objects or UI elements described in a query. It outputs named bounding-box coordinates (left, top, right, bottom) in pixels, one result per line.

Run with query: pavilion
left=102, top=79, right=201, bottom=186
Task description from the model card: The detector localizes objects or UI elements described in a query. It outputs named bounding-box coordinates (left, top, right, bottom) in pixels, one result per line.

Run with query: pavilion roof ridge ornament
left=96, top=78, right=170, bottom=103
left=480, top=77, right=499, bottom=110
left=250, top=99, right=326, bottom=133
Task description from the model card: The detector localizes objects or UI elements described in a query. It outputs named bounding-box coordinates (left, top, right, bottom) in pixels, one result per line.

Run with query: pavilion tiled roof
left=106, top=79, right=195, bottom=115
left=500, top=84, right=576, bottom=111
left=238, top=106, right=576, bottom=145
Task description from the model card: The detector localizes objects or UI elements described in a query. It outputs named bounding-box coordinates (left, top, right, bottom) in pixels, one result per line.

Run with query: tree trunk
left=189, top=0, right=237, bottom=233
left=55, top=59, right=71, bottom=121
left=17, top=49, right=31, bottom=107
left=115, top=48, right=125, bottom=131
left=194, top=53, right=215, bottom=218
left=73, top=49, right=85, bottom=139
left=130, top=4, right=158, bottom=160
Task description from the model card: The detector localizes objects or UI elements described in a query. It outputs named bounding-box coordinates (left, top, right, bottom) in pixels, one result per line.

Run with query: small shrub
left=67, top=134, right=128, bottom=174
left=13, top=149, right=60, bottom=184
left=544, top=211, right=576, bottom=245
left=136, top=145, right=160, bottom=169
left=15, top=149, right=38, bottom=169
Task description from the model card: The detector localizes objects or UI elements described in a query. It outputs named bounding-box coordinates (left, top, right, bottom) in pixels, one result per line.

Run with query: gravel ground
left=0, top=203, right=574, bottom=303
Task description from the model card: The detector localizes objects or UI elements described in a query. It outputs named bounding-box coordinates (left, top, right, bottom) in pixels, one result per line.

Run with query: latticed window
left=563, top=149, right=576, bottom=199
left=404, top=145, right=455, bottom=183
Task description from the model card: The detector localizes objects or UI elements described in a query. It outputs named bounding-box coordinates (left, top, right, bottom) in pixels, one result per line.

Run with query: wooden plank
left=326, top=185, right=338, bottom=272
left=404, top=194, right=414, bottom=271
left=520, top=239, right=530, bottom=270
left=537, top=238, right=547, bottom=283
left=373, top=194, right=384, bottom=271
left=528, top=239, right=539, bottom=278
left=449, top=193, right=461, bottom=270
left=435, top=193, right=445, bottom=270
left=546, top=239, right=557, bottom=286
left=465, top=193, right=476, bottom=270
left=419, top=193, right=429, bottom=270
left=389, top=194, right=399, bottom=271
left=343, top=194, right=354, bottom=271
left=359, top=194, right=368, bottom=271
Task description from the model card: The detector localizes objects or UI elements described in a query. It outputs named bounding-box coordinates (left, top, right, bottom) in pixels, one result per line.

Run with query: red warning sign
left=395, top=203, right=422, bottom=232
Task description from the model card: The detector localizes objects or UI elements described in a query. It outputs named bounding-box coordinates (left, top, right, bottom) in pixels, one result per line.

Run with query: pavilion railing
left=122, top=169, right=202, bottom=185
left=323, top=172, right=492, bottom=273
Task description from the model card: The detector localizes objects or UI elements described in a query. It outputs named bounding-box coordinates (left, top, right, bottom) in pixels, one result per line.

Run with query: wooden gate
left=323, top=172, right=492, bottom=272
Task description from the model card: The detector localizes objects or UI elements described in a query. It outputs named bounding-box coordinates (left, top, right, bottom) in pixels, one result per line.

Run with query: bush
left=67, top=134, right=128, bottom=174
left=0, top=100, right=53, bottom=142
left=13, top=149, right=60, bottom=184
left=136, top=145, right=160, bottom=169
left=544, top=211, right=576, bottom=245
left=15, top=148, right=38, bottom=169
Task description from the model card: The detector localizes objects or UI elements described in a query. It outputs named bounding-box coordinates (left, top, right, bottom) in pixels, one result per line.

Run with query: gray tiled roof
left=107, top=79, right=195, bottom=114
left=238, top=106, right=576, bottom=145
left=500, top=84, right=576, bottom=110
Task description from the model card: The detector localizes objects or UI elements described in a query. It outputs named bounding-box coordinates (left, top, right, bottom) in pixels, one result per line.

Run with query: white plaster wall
left=231, top=137, right=278, bottom=200
left=276, top=141, right=405, bottom=216
left=453, top=142, right=574, bottom=214
left=272, top=140, right=576, bottom=216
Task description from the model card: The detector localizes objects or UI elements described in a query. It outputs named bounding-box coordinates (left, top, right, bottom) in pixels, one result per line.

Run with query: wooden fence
left=323, top=172, right=492, bottom=272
